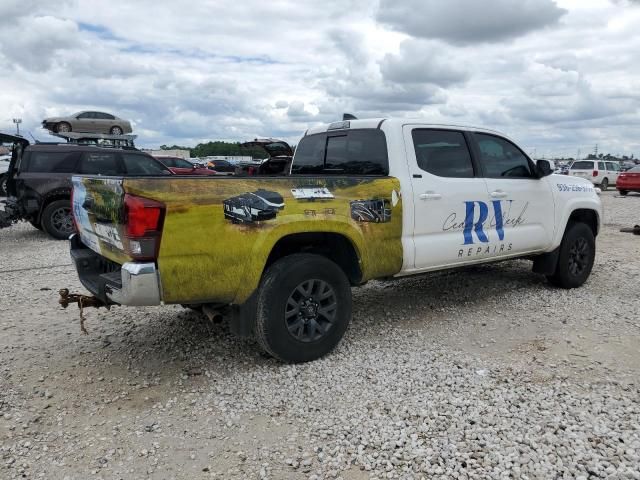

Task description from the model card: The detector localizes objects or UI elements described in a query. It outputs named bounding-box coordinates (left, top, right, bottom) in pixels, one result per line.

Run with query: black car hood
left=241, top=138, right=293, bottom=158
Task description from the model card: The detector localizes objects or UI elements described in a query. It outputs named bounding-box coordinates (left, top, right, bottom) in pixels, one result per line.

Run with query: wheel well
left=265, top=233, right=362, bottom=285
left=38, top=194, right=70, bottom=221
left=568, top=209, right=598, bottom=236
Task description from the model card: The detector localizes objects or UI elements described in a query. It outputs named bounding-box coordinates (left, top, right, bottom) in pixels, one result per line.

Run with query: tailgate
left=72, top=176, right=132, bottom=264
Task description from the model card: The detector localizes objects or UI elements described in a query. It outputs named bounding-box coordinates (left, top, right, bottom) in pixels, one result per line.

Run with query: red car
left=155, top=156, right=217, bottom=175
left=616, top=166, right=640, bottom=195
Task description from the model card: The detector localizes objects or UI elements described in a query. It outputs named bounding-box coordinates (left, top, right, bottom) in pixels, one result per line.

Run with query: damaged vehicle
left=0, top=132, right=172, bottom=239
left=239, top=138, right=293, bottom=176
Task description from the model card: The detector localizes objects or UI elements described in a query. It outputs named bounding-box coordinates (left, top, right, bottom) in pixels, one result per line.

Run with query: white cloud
left=0, top=0, right=638, bottom=157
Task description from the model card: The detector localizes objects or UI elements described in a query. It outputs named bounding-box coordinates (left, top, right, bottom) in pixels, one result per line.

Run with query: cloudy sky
left=1, top=0, right=639, bottom=157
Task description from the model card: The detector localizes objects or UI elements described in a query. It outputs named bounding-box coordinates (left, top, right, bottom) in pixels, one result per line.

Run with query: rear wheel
left=110, top=126, right=123, bottom=135
left=600, top=178, right=608, bottom=191
left=56, top=122, right=71, bottom=133
left=546, top=222, right=595, bottom=289
left=255, top=254, right=352, bottom=363
left=619, top=190, right=628, bottom=196
left=0, top=174, right=7, bottom=196
left=41, top=199, right=75, bottom=240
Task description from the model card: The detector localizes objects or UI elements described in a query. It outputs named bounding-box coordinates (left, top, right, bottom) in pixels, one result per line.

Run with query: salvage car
left=0, top=132, right=171, bottom=239
left=239, top=138, right=293, bottom=176
left=67, top=118, right=603, bottom=363
left=154, top=156, right=218, bottom=176
left=42, top=111, right=133, bottom=135
left=0, top=153, right=10, bottom=196
left=616, top=166, right=640, bottom=195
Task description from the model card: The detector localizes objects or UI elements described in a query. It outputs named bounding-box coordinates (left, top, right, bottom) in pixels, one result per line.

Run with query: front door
left=470, top=132, right=555, bottom=256
left=404, top=126, right=496, bottom=271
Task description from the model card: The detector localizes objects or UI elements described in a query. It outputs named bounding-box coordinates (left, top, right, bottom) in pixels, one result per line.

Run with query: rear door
left=569, top=160, right=595, bottom=181
left=403, top=126, right=493, bottom=270
left=605, top=162, right=620, bottom=185
left=470, top=132, right=554, bottom=256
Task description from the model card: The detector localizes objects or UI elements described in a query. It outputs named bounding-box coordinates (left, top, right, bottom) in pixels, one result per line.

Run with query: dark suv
left=1, top=133, right=170, bottom=239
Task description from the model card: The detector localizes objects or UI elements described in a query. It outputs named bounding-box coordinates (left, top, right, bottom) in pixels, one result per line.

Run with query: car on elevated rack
left=616, top=166, right=640, bottom=195
left=42, top=111, right=133, bottom=135
left=154, top=156, right=218, bottom=175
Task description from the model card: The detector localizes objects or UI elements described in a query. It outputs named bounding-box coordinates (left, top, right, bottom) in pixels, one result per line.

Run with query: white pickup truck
left=68, top=118, right=603, bottom=362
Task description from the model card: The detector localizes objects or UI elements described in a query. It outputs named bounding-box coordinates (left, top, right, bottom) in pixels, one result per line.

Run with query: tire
left=0, top=174, right=7, bottom=197
left=546, top=222, right=595, bottom=289
left=619, top=190, right=628, bottom=196
left=110, top=126, right=123, bottom=135
left=56, top=122, right=71, bottom=133
left=600, top=178, right=608, bottom=191
left=255, top=253, right=352, bottom=363
left=41, top=199, right=75, bottom=240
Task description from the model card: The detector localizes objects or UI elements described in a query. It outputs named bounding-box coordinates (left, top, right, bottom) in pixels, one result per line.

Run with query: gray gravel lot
left=1, top=190, right=639, bottom=479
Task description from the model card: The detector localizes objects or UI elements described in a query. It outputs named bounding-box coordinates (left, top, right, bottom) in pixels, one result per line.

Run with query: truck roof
left=304, top=118, right=509, bottom=139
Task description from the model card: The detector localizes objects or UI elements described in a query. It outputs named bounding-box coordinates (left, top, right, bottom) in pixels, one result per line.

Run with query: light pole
left=12, top=118, right=22, bottom=136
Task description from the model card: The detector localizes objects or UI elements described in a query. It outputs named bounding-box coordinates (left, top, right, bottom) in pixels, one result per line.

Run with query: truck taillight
left=593, top=170, right=598, bottom=177
left=124, top=193, right=165, bottom=260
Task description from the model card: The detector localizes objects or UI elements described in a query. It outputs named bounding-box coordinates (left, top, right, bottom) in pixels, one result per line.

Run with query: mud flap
left=228, top=290, right=258, bottom=338
left=532, top=247, right=560, bottom=275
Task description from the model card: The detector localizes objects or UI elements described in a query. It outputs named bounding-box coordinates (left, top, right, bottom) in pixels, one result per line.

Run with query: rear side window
left=475, top=133, right=534, bottom=178
left=123, top=154, right=169, bottom=175
left=25, top=151, right=80, bottom=173
left=292, top=129, right=388, bottom=175
left=79, top=152, right=120, bottom=175
left=411, top=129, right=474, bottom=178
left=598, top=162, right=606, bottom=170
left=571, top=161, right=593, bottom=170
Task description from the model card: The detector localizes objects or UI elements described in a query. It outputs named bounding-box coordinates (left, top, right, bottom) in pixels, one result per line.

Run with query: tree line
left=159, top=141, right=275, bottom=159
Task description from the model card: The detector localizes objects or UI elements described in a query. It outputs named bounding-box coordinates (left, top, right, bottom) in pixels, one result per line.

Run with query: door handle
left=419, top=192, right=442, bottom=200
left=490, top=190, right=508, bottom=198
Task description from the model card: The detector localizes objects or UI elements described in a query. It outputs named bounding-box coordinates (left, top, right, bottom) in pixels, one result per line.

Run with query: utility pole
left=577, top=148, right=581, bottom=161
left=594, top=144, right=598, bottom=157
left=12, top=118, right=22, bottom=136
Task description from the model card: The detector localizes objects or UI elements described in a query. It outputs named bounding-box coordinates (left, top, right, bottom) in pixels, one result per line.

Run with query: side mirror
left=536, top=159, right=553, bottom=178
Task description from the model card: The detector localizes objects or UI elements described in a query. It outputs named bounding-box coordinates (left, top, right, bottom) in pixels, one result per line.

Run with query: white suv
left=568, top=160, right=621, bottom=190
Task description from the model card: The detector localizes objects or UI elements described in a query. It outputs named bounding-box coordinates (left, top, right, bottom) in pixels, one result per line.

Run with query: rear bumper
left=70, top=234, right=161, bottom=306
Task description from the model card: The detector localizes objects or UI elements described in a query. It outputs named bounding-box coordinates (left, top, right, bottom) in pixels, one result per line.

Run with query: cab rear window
left=292, top=129, right=388, bottom=175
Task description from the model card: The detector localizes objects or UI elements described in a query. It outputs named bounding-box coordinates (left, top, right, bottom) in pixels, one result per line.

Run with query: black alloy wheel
left=42, top=199, right=75, bottom=240
left=284, top=279, right=337, bottom=343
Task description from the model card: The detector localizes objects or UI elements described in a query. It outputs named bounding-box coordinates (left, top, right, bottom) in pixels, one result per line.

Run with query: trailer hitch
left=58, top=288, right=109, bottom=334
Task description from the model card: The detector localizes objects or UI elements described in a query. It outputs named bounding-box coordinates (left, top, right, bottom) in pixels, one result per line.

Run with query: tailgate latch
left=58, top=288, right=110, bottom=334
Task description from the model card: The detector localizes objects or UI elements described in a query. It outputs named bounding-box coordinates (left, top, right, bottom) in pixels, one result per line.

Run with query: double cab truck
left=68, top=118, right=603, bottom=362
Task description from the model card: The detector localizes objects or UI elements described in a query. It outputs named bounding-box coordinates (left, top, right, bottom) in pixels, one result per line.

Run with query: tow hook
left=58, top=288, right=109, bottom=334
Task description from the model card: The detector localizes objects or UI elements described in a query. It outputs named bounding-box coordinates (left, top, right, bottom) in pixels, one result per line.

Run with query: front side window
left=123, top=154, right=169, bottom=175
left=411, top=129, right=474, bottom=178
left=292, top=129, right=388, bottom=175
left=79, top=152, right=119, bottom=175
left=25, top=151, right=80, bottom=173
left=475, top=133, right=534, bottom=178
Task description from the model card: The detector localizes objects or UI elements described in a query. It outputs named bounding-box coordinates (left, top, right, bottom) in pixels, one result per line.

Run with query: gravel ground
left=0, top=190, right=639, bottom=479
